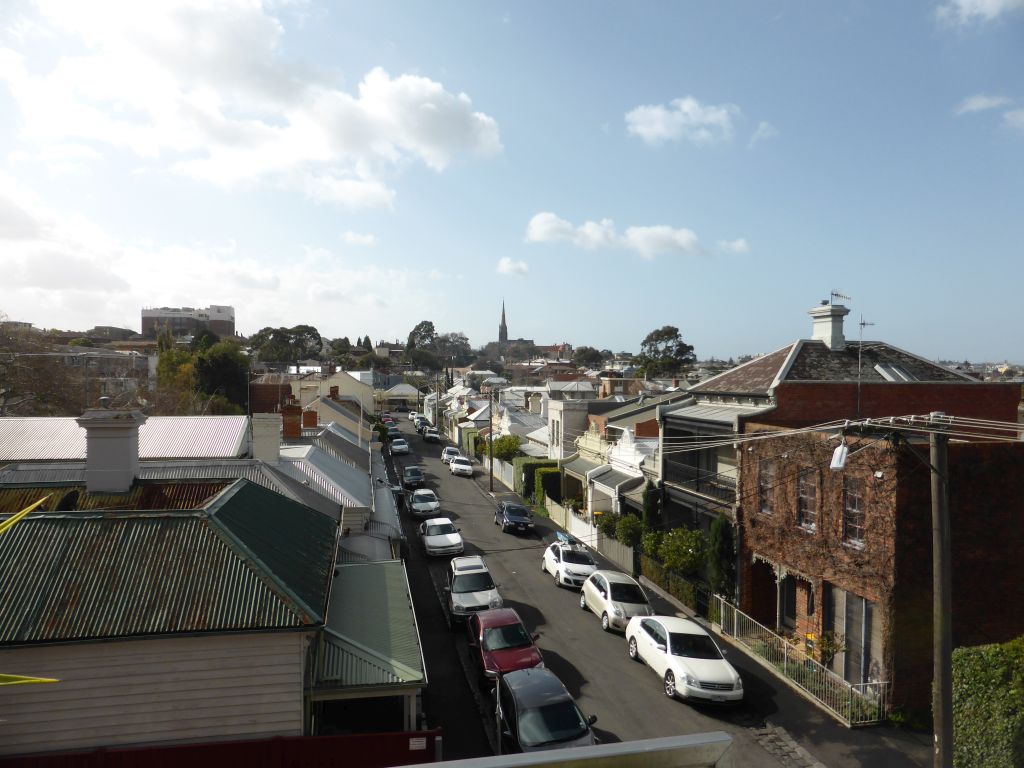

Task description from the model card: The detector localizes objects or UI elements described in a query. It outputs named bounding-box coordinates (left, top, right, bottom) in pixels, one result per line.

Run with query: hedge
left=513, top=457, right=557, bottom=500
left=952, top=636, right=1024, bottom=767
left=535, top=467, right=561, bottom=506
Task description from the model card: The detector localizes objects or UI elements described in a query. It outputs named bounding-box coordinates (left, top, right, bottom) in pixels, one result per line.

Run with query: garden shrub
left=514, top=457, right=556, bottom=500
left=658, top=527, right=706, bottom=576
left=535, top=467, right=561, bottom=505
left=597, top=512, right=620, bottom=538
left=616, top=514, right=643, bottom=548
left=952, top=637, right=1024, bottom=768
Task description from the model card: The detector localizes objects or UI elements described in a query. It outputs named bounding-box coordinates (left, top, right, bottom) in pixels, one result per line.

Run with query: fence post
left=784, top=641, right=789, bottom=676
left=732, top=600, right=738, bottom=638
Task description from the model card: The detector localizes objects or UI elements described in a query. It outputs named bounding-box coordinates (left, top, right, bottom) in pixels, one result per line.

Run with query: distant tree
left=195, top=341, right=249, bottom=409
left=407, top=347, right=441, bottom=371
left=406, top=320, right=437, bottom=353
left=68, top=337, right=94, bottom=347
left=249, top=325, right=322, bottom=363
left=189, top=329, right=220, bottom=353
left=0, top=314, right=85, bottom=415
left=360, top=335, right=373, bottom=352
left=435, top=331, right=472, bottom=364
left=328, top=336, right=352, bottom=356
left=289, top=324, right=323, bottom=359
left=637, top=325, right=695, bottom=377
left=505, top=341, right=537, bottom=363
left=572, top=346, right=604, bottom=368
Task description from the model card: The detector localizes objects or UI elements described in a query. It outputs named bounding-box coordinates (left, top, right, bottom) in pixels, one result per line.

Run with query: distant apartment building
left=141, top=305, right=235, bottom=338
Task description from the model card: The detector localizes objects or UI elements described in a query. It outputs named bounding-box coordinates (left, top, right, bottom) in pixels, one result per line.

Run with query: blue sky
left=0, top=1, right=1021, bottom=362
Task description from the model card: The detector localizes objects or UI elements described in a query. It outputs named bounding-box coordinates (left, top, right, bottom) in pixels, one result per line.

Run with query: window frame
left=796, top=468, right=818, bottom=531
left=842, top=477, right=866, bottom=548
left=758, top=459, right=776, bottom=515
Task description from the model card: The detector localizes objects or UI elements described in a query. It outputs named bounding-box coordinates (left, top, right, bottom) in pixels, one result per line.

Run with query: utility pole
left=488, top=387, right=495, bottom=493
left=930, top=418, right=952, bottom=768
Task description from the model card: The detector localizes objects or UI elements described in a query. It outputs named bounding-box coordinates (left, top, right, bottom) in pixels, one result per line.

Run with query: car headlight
left=611, top=606, right=624, bottom=617
left=534, top=660, right=545, bottom=669
left=735, top=676, right=743, bottom=690
left=684, top=673, right=699, bottom=687
left=489, top=596, right=503, bottom=608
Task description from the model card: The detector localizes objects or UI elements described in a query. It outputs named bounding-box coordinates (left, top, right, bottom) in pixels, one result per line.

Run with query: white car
left=449, top=456, right=473, bottom=477
left=408, top=411, right=420, bottom=421
left=441, top=447, right=460, bottom=464
left=390, top=438, right=410, bottom=455
left=419, top=517, right=464, bottom=557
left=626, top=615, right=743, bottom=705
left=542, top=541, right=598, bottom=589
left=408, top=489, right=441, bottom=518
left=579, top=570, right=653, bottom=632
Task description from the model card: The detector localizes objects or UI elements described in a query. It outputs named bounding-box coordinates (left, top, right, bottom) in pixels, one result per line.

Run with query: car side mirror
left=587, top=714, right=598, bottom=725
left=656, top=643, right=667, bottom=653
left=443, top=586, right=451, bottom=592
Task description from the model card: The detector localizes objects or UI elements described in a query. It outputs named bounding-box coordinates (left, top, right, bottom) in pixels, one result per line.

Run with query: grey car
left=494, top=667, right=598, bottom=753
left=579, top=569, right=653, bottom=632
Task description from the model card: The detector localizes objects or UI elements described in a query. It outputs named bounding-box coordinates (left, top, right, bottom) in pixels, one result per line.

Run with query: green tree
left=189, top=328, right=220, bottom=353
left=0, top=314, right=85, bottom=415
left=616, top=514, right=644, bottom=548
left=491, top=434, right=522, bottom=461
left=658, top=527, right=706, bottom=575
left=407, top=347, right=441, bottom=371
left=572, top=346, right=605, bottom=368
left=68, top=337, right=94, bottom=347
left=406, top=320, right=437, bottom=353
left=289, top=324, right=323, bottom=360
left=637, top=325, right=695, bottom=377
left=195, top=341, right=249, bottom=409
left=707, top=514, right=736, bottom=597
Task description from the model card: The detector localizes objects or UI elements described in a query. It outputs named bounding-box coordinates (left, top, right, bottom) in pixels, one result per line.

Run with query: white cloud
left=526, top=212, right=704, bottom=260
left=955, top=94, right=1012, bottom=114
left=496, top=257, right=528, bottom=275
left=625, top=96, right=739, bottom=145
left=1004, top=109, right=1024, bottom=132
left=938, top=0, right=1024, bottom=23
left=342, top=231, right=379, bottom=247
left=0, top=1, right=501, bottom=206
left=747, top=121, right=779, bottom=149
left=717, top=238, right=750, bottom=254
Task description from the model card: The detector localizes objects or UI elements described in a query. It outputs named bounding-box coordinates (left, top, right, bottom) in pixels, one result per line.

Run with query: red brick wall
left=249, top=382, right=290, bottom=414
left=282, top=404, right=302, bottom=439
left=634, top=417, right=659, bottom=439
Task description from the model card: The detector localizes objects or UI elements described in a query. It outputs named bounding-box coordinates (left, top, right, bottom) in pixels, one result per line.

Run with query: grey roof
left=664, top=403, right=772, bottom=427
left=318, top=560, right=426, bottom=690
left=0, top=416, right=249, bottom=463
left=592, top=468, right=644, bottom=493
left=0, top=479, right=337, bottom=645
left=603, top=392, right=687, bottom=421
left=278, top=444, right=373, bottom=508
left=561, top=454, right=603, bottom=480
left=314, top=427, right=370, bottom=471
left=548, top=380, right=595, bottom=393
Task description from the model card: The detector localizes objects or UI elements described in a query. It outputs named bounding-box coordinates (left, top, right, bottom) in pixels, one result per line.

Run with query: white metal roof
left=0, top=416, right=248, bottom=463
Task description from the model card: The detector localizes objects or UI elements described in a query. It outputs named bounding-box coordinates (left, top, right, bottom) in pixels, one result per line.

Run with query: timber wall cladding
left=0, top=632, right=307, bottom=755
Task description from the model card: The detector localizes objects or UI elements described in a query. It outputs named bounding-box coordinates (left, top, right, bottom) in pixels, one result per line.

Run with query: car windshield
left=669, top=632, right=723, bottom=659
left=426, top=523, right=457, bottom=536
left=453, top=458, right=470, bottom=466
left=452, top=572, right=495, bottom=594
left=404, top=469, right=422, bottom=478
left=609, top=582, right=647, bottom=604
left=502, top=505, right=530, bottom=519
left=412, top=491, right=436, bottom=503
left=482, top=623, right=532, bottom=651
left=517, top=701, right=589, bottom=748
left=561, top=549, right=594, bottom=565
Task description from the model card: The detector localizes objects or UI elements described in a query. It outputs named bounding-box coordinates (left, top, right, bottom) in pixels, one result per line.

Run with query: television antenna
left=830, top=290, right=851, bottom=305
left=856, top=315, right=876, bottom=418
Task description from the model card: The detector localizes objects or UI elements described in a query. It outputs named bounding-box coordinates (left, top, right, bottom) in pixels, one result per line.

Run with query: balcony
left=664, top=460, right=736, bottom=504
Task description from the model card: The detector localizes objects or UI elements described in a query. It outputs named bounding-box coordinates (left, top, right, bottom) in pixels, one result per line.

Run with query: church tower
left=498, top=301, right=508, bottom=345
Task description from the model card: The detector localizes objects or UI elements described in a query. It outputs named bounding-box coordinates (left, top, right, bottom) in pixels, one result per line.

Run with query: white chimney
left=808, top=302, right=850, bottom=350
left=251, top=413, right=281, bottom=463
left=76, top=401, right=148, bottom=493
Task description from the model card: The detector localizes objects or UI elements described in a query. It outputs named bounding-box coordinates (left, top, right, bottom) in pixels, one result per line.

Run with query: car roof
left=648, top=616, right=708, bottom=635
left=425, top=516, right=454, bottom=527
left=451, top=555, right=487, bottom=572
left=593, top=569, right=641, bottom=585
left=476, top=607, right=523, bottom=627
left=452, top=456, right=471, bottom=463
left=412, top=488, right=436, bottom=496
left=403, top=466, right=422, bottom=474
left=501, top=667, right=571, bottom=706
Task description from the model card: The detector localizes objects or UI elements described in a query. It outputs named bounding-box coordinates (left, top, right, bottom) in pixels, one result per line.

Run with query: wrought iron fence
left=714, top=596, right=889, bottom=726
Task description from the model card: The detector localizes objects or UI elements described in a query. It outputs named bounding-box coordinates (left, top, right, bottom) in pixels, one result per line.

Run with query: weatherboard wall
left=0, top=631, right=308, bottom=756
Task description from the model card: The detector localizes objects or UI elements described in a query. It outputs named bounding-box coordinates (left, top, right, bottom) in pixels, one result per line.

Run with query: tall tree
left=638, top=325, right=695, bottom=377
left=195, top=341, right=249, bottom=410
left=406, top=320, right=437, bottom=352
left=0, top=315, right=85, bottom=415
left=572, top=346, right=605, bottom=368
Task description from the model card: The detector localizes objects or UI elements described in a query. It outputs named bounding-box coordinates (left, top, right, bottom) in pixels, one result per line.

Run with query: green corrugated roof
left=317, top=561, right=426, bottom=689
left=0, top=480, right=338, bottom=645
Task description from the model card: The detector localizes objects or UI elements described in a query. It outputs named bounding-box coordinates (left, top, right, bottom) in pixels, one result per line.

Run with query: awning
left=591, top=468, right=644, bottom=496
left=518, top=443, right=547, bottom=458
left=561, top=454, right=602, bottom=482
left=622, top=481, right=649, bottom=513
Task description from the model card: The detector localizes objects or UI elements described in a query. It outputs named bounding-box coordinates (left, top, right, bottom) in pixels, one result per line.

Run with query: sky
left=0, top=0, right=1021, bottom=363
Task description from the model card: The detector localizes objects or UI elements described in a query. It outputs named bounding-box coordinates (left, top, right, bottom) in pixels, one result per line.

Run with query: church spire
left=499, top=301, right=508, bottom=344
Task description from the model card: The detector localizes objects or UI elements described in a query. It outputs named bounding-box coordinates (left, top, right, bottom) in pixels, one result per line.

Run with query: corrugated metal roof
left=317, top=561, right=425, bottom=688
left=664, top=403, right=772, bottom=426
left=562, top=455, right=603, bottom=480
left=278, top=445, right=372, bottom=508
left=0, top=416, right=248, bottom=463
left=314, top=428, right=370, bottom=471
left=0, top=482, right=228, bottom=514
left=592, top=469, right=644, bottom=493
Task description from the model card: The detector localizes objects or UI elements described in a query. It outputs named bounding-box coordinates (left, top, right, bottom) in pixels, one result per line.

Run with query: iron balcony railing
left=712, top=595, right=889, bottom=727
left=664, top=460, right=737, bottom=504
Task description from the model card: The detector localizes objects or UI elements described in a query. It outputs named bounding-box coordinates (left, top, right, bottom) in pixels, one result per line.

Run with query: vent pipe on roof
left=76, top=404, right=147, bottom=493
left=808, top=302, right=850, bottom=350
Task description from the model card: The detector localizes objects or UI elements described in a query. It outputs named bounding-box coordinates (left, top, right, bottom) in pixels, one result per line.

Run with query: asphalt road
left=387, top=416, right=931, bottom=767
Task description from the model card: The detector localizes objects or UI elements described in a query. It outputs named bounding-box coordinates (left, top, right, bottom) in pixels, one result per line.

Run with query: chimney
left=808, top=302, right=850, bottom=350
left=329, top=386, right=339, bottom=399
left=75, top=399, right=148, bottom=493
left=529, top=393, right=541, bottom=414
left=302, top=409, right=318, bottom=428
left=282, top=403, right=302, bottom=439
left=251, top=413, right=280, bottom=463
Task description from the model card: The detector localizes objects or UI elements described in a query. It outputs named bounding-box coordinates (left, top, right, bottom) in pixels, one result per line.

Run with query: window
left=797, top=469, right=818, bottom=530
left=758, top=460, right=776, bottom=514
left=843, top=477, right=865, bottom=546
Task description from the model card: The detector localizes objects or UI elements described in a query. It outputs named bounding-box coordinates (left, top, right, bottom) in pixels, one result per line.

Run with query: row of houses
left=427, top=302, right=1024, bottom=720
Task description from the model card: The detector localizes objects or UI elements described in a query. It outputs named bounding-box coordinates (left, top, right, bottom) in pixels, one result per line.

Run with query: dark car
left=495, top=501, right=535, bottom=535
left=494, top=668, right=597, bottom=753
left=387, top=427, right=402, bottom=441
left=467, top=608, right=543, bottom=685
left=402, top=466, right=425, bottom=489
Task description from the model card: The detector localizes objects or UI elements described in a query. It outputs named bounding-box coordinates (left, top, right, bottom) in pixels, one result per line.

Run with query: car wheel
left=628, top=637, right=640, bottom=662
left=664, top=671, right=677, bottom=699
left=541, top=559, right=547, bottom=573
left=493, top=515, right=498, bottom=526
left=553, top=569, right=561, bottom=587
left=600, top=612, right=610, bottom=632
left=579, top=593, right=587, bottom=611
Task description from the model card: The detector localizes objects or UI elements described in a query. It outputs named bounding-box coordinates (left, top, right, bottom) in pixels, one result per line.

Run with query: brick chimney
left=282, top=403, right=302, bottom=439
left=329, top=386, right=339, bottom=399
left=808, top=302, right=850, bottom=350
left=75, top=398, right=148, bottom=493
left=302, top=409, right=318, bottom=428
left=251, top=413, right=280, bottom=463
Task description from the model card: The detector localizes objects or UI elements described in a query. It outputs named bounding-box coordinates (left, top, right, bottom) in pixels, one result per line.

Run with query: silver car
left=579, top=569, right=653, bottom=632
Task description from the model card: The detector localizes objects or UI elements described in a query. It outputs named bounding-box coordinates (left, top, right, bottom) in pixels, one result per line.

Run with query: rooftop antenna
left=857, top=315, right=876, bottom=418
left=830, top=290, right=851, bottom=305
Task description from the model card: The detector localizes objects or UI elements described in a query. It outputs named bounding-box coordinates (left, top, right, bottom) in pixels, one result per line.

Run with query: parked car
left=381, top=412, right=392, bottom=420
left=419, top=517, right=464, bottom=557
left=449, top=457, right=474, bottom=477
left=408, top=488, right=441, bottom=518
left=396, top=404, right=409, bottom=412
left=494, top=501, right=535, bottom=535
left=541, top=541, right=597, bottom=588
left=625, top=615, right=743, bottom=705
left=402, top=465, right=425, bottom=489
left=579, top=570, right=653, bottom=632
left=446, top=555, right=502, bottom=626
left=494, top=668, right=598, bottom=753
left=390, top=438, right=410, bottom=455
left=386, top=427, right=401, bottom=440
left=408, top=411, right=420, bottom=421
left=466, top=608, right=544, bottom=684
left=423, top=428, right=441, bottom=443
left=441, top=447, right=460, bottom=464
left=414, top=418, right=430, bottom=432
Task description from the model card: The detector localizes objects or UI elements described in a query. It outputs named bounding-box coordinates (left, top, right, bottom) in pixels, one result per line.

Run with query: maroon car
left=466, top=608, right=543, bottom=684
